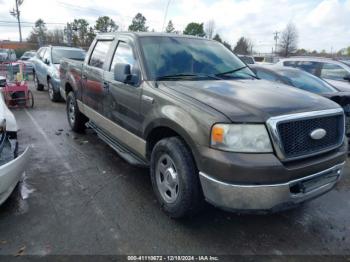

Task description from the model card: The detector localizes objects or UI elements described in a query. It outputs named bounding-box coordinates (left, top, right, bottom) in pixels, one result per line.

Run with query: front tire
left=48, top=80, right=61, bottom=102
left=66, top=91, right=88, bottom=133
left=150, top=137, right=203, bottom=218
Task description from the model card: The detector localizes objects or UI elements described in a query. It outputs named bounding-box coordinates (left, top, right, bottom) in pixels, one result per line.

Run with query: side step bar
left=87, top=121, right=149, bottom=167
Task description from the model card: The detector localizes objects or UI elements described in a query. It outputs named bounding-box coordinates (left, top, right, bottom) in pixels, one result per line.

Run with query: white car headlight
left=211, top=124, right=273, bottom=153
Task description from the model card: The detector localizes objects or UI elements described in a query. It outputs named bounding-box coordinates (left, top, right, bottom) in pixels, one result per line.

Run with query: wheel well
left=146, top=127, right=185, bottom=160
left=65, top=83, right=73, bottom=95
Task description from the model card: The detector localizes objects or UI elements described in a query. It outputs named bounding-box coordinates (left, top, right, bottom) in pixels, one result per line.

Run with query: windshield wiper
left=156, top=73, right=221, bottom=81
left=215, top=66, right=259, bottom=79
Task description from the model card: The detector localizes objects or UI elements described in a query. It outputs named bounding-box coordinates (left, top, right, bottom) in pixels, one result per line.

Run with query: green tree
left=165, top=20, right=175, bottom=33
left=71, top=19, right=90, bottom=46
left=213, top=33, right=222, bottom=43
left=233, top=37, right=250, bottom=55
left=128, top=13, right=148, bottom=32
left=183, top=22, right=205, bottom=37
left=223, top=41, right=232, bottom=51
left=95, top=16, right=118, bottom=33
left=27, top=19, right=47, bottom=46
left=347, top=47, right=350, bottom=56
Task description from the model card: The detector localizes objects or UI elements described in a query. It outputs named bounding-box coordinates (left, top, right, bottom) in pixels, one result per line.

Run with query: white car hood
left=0, top=92, right=17, bottom=132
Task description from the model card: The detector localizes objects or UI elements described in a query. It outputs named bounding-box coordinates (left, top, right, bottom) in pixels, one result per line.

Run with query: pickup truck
left=60, top=33, right=347, bottom=218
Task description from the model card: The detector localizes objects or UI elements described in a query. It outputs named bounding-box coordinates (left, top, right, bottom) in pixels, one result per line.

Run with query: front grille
left=277, top=114, right=344, bottom=159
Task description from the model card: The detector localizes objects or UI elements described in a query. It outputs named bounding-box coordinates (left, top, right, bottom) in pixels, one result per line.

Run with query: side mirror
left=44, top=59, right=50, bottom=65
left=114, top=63, right=139, bottom=86
left=344, top=75, right=350, bottom=82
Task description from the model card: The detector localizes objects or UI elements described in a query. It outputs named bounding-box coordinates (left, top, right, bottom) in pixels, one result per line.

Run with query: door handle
left=82, top=74, right=87, bottom=80
left=103, top=82, right=109, bottom=89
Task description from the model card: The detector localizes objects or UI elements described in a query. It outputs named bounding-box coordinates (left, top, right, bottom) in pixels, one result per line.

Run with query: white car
left=276, top=57, right=350, bottom=92
left=0, top=90, right=29, bottom=205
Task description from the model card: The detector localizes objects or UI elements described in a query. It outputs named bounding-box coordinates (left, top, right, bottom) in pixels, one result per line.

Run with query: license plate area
left=290, top=169, right=341, bottom=195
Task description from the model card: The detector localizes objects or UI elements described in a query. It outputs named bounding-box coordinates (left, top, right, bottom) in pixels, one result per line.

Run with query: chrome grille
left=267, top=109, right=345, bottom=161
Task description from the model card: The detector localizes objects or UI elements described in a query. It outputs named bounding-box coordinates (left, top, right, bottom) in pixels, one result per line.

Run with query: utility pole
left=10, top=0, right=24, bottom=42
left=273, top=31, right=279, bottom=55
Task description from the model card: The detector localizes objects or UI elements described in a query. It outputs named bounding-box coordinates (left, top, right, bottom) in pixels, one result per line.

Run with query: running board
left=87, top=121, right=149, bottom=167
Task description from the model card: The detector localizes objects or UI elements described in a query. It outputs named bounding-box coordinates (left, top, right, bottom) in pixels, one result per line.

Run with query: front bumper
left=0, top=141, right=30, bottom=205
left=199, top=162, right=345, bottom=212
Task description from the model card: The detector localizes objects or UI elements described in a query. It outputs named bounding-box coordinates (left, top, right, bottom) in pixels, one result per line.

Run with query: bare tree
left=279, top=23, right=298, bottom=57
left=205, top=20, right=215, bottom=39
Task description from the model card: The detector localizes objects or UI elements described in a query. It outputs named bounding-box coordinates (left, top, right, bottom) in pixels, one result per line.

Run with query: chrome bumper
left=199, top=162, right=345, bottom=212
left=0, top=147, right=30, bottom=205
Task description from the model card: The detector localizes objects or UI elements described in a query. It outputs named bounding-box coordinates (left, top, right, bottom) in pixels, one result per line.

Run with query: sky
left=0, top=0, right=349, bottom=53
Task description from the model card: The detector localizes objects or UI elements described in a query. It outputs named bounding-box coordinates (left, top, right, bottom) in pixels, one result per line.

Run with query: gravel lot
left=0, top=82, right=349, bottom=257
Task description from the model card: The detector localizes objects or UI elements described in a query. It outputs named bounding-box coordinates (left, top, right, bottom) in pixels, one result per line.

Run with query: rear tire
left=34, top=72, right=44, bottom=91
left=150, top=137, right=203, bottom=219
left=48, top=80, right=61, bottom=102
left=66, top=91, right=88, bottom=133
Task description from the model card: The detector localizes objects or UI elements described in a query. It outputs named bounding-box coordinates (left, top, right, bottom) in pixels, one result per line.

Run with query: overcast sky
left=0, top=0, right=349, bottom=53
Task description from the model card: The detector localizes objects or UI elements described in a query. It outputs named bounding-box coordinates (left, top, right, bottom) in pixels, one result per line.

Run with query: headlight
left=211, top=124, right=273, bottom=153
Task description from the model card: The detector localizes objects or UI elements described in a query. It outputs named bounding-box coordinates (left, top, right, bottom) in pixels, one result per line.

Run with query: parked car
left=32, top=46, right=86, bottom=102
left=0, top=90, right=29, bottom=205
left=0, top=48, right=16, bottom=62
left=277, top=57, right=350, bottom=92
left=19, top=51, right=36, bottom=61
left=251, top=65, right=350, bottom=140
left=238, top=55, right=255, bottom=64
left=61, top=33, right=347, bottom=218
left=18, top=51, right=37, bottom=76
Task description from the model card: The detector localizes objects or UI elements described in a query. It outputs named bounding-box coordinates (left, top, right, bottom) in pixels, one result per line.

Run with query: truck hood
left=160, top=79, right=340, bottom=122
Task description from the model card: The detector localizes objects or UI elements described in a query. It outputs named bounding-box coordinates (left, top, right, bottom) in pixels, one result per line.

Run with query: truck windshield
left=139, top=36, right=255, bottom=81
left=52, top=48, right=86, bottom=64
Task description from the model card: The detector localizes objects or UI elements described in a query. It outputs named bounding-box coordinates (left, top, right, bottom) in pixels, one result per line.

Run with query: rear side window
left=283, top=61, right=297, bottom=67
left=295, top=61, right=319, bottom=75
left=110, top=42, right=136, bottom=72
left=321, top=63, right=349, bottom=81
left=89, top=40, right=112, bottom=69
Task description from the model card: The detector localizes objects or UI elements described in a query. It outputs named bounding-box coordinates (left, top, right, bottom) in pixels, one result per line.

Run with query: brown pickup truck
left=60, top=33, right=347, bottom=218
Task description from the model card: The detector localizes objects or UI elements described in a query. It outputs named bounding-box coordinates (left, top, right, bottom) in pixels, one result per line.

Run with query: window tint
left=89, top=41, right=112, bottom=69
left=110, top=42, right=136, bottom=72
left=296, top=61, right=319, bottom=75
left=279, top=69, right=336, bottom=94
left=52, top=48, right=86, bottom=64
left=140, top=36, right=253, bottom=80
left=283, top=61, right=297, bottom=67
left=321, top=63, right=349, bottom=81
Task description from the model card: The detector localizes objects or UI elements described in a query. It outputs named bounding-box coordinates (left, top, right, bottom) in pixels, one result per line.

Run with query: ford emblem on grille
left=310, top=128, right=327, bottom=140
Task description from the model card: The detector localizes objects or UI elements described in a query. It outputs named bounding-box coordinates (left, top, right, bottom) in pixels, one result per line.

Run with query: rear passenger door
left=103, top=39, right=143, bottom=137
left=82, top=39, right=113, bottom=113
left=35, top=48, right=47, bottom=83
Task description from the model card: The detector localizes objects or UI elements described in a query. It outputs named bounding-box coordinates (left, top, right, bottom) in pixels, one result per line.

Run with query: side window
left=321, top=63, right=349, bottom=81
left=283, top=61, right=297, bottom=67
left=89, top=40, right=113, bottom=69
left=110, top=42, right=136, bottom=72
left=296, top=61, right=319, bottom=75
left=37, top=48, right=45, bottom=60
left=43, top=48, right=50, bottom=62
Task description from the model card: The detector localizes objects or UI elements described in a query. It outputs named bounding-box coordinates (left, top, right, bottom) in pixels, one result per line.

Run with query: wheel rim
left=48, top=82, right=54, bottom=99
left=156, top=154, right=179, bottom=204
left=68, top=98, right=76, bottom=125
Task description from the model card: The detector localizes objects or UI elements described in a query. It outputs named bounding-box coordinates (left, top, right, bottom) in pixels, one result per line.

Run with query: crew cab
left=32, top=46, right=85, bottom=102
left=60, top=33, right=347, bottom=218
